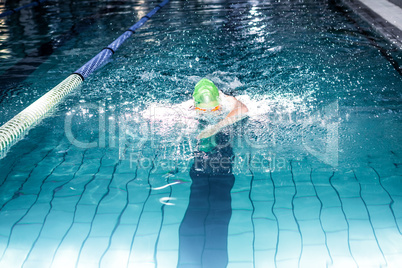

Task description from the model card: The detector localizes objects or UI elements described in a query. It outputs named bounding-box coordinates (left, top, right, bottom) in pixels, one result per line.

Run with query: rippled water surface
left=1, top=0, right=401, bottom=162
left=0, top=0, right=401, bottom=267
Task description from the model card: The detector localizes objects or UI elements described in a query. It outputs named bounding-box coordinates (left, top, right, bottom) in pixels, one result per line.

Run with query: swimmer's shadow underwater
left=177, top=118, right=247, bottom=268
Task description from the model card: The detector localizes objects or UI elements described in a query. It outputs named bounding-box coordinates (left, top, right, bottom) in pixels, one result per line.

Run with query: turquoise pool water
left=0, top=0, right=402, bottom=267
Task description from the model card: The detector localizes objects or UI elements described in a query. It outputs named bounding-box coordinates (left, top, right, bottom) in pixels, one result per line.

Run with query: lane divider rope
left=0, top=0, right=170, bottom=154
left=0, top=0, right=48, bottom=19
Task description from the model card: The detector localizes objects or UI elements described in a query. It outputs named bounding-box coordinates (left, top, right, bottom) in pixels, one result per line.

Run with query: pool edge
left=341, top=0, right=402, bottom=49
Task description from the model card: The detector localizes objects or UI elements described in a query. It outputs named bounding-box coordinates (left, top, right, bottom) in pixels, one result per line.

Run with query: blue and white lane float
left=0, top=0, right=48, bottom=18
left=0, top=0, right=170, bottom=154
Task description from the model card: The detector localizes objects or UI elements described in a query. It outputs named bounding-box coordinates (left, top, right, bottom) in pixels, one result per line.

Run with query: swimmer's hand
left=197, top=95, right=248, bottom=139
left=197, top=114, right=248, bottom=139
left=198, top=124, right=220, bottom=139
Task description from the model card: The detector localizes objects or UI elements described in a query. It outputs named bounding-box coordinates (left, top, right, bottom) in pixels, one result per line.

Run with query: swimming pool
left=0, top=0, right=401, bottom=267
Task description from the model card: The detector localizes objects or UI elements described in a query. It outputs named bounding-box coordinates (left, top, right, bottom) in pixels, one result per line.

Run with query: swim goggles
left=195, top=105, right=221, bottom=112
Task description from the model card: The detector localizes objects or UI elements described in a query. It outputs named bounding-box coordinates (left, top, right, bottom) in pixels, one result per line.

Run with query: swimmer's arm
left=223, top=94, right=248, bottom=121
left=217, top=94, right=248, bottom=128
left=198, top=94, right=248, bottom=139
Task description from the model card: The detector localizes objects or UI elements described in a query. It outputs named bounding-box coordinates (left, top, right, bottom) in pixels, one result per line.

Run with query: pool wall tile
left=229, top=209, right=252, bottom=234
left=77, top=236, right=109, bottom=267
left=18, top=202, right=49, bottom=224
left=0, top=181, right=25, bottom=207
left=276, top=230, right=302, bottom=262
left=1, top=194, right=36, bottom=211
left=320, top=207, right=348, bottom=232
left=227, top=261, right=254, bottom=268
left=374, top=228, right=402, bottom=256
left=252, top=200, right=275, bottom=220
left=99, top=249, right=130, bottom=268
left=341, top=198, right=370, bottom=220
left=38, top=210, right=73, bottom=239
left=274, top=208, right=299, bottom=230
left=96, top=190, right=127, bottom=214
left=156, top=223, right=179, bottom=251
left=22, top=237, right=58, bottom=266
left=275, top=257, right=299, bottom=268
left=119, top=204, right=144, bottom=225
left=314, top=186, right=342, bottom=207
left=328, top=255, right=358, bottom=268
left=325, top=230, right=355, bottom=261
left=231, top=192, right=252, bottom=210
left=51, top=195, right=81, bottom=212
left=228, top=232, right=254, bottom=263
left=0, top=248, right=28, bottom=268
left=293, top=196, right=321, bottom=220
left=254, top=249, right=276, bottom=268
left=298, top=219, right=326, bottom=245
left=274, top=187, right=295, bottom=209
left=22, top=259, right=51, bottom=268
left=127, top=232, right=158, bottom=266
left=299, top=244, right=331, bottom=268
left=250, top=179, right=274, bottom=202
left=90, top=213, right=119, bottom=237
left=53, top=222, right=91, bottom=251
left=349, top=239, right=386, bottom=267
left=0, top=223, right=42, bottom=267
left=75, top=204, right=97, bottom=222
left=106, top=224, right=136, bottom=251
left=156, top=250, right=179, bottom=268
left=348, top=219, right=376, bottom=240
left=253, top=218, right=277, bottom=250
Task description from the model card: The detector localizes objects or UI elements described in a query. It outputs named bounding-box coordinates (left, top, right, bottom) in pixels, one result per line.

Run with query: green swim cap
left=193, top=78, right=220, bottom=109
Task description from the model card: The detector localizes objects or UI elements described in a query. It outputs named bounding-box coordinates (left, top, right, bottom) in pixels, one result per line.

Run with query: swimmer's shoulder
left=219, top=90, right=237, bottom=104
left=219, top=90, right=236, bottom=98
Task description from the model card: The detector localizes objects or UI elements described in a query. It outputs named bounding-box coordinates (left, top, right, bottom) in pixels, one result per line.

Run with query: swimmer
left=192, top=78, right=248, bottom=139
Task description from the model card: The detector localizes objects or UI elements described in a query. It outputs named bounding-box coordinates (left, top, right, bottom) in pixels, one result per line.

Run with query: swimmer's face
left=193, top=95, right=220, bottom=113
left=194, top=103, right=221, bottom=113
left=193, top=93, right=220, bottom=113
